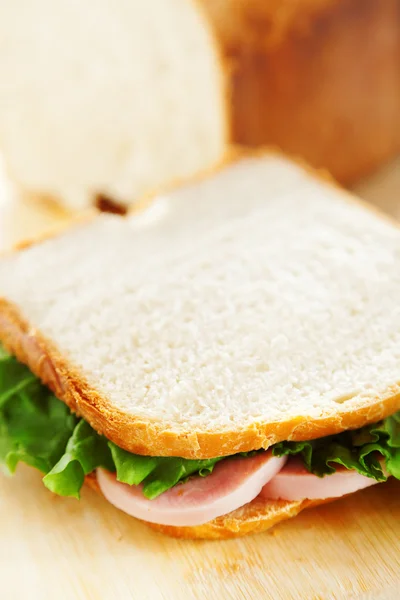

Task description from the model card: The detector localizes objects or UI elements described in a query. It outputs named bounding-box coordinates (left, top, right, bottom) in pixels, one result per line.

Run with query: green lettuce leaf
left=273, top=413, right=400, bottom=481
left=136, top=456, right=221, bottom=500
left=43, top=420, right=115, bottom=498
left=1, top=343, right=400, bottom=500
left=107, top=444, right=222, bottom=499
left=0, top=349, right=77, bottom=475
left=108, top=443, right=222, bottom=499
left=0, top=345, right=223, bottom=498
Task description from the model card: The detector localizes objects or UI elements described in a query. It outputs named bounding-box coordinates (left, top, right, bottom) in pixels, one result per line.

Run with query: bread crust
left=132, top=144, right=400, bottom=232
left=0, top=297, right=399, bottom=460
left=1, top=148, right=400, bottom=459
left=203, top=0, right=400, bottom=184
left=192, top=0, right=233, bottom=148
left=147, top=498, right=329, bottom=540
left=85, top=471, right=330, bottom=539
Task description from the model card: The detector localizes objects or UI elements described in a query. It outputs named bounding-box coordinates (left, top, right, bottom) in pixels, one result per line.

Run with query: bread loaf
left=0, top=0, right=227, bottom=210
left=1, top=0, right=399, bottom=210
left=203, top=0, right=400, bottom=184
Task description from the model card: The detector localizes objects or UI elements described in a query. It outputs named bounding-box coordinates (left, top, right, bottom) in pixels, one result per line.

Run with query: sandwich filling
left=1, top=346, right=400, bottom=526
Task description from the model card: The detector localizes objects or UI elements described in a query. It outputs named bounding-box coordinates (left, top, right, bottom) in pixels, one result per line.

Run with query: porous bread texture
left=0, top=153, right=400, bottom=458
left=0, top=0, right=227, bottom=209
left=85, top=472, right=329, bottom=539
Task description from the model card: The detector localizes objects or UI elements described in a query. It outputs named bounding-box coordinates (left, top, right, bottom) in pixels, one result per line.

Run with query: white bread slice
left=0, top=0, right=227, bottom=210
left=0, top=152, right=399, bottom=460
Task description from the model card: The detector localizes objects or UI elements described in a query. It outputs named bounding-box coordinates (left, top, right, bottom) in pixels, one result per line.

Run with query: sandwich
left=0, top=151, right=399, bottom=539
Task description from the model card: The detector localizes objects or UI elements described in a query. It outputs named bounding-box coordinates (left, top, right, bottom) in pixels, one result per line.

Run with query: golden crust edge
left=1, top=148, right=400, bottom=458
left=132, top=145, right=400, bottom=231
left=0, top=297, right=399, bottom=460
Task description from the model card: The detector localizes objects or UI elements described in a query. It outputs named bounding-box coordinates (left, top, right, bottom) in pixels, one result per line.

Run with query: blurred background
left=0, top=0, right=399, bottom=227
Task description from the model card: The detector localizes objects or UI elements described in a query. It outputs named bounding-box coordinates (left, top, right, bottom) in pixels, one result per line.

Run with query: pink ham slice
left=260, top=457, right=380, bottom=501
left=96, top=452, right=287, bottom=527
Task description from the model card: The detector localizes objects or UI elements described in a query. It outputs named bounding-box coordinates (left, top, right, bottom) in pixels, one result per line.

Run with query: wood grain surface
left=0, top=160, right=399, bottom=600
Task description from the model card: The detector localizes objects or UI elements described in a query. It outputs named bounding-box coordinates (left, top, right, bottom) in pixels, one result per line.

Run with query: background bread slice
left=1, top=0, right=399, bottom=212
left=1, top=1, right=399, bottom=211
left=0, top=0, right=227, bottom=210
left=0, top=152, right=400, bottom=459
left=203, top=0, right=400, bottom=184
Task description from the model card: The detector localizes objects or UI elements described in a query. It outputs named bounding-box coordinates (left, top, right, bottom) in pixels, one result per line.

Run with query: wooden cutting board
left=0, top=162, right=400, bottom=600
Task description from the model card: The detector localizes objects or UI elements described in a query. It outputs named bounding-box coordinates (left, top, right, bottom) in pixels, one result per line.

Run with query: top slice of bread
left=0, top=152, right=400, bottom=459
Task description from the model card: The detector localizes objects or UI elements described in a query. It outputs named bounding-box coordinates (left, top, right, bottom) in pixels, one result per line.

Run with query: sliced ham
left=96, top=452, right=287, bottom=527
left=260, top=457, right=380, bottom=501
